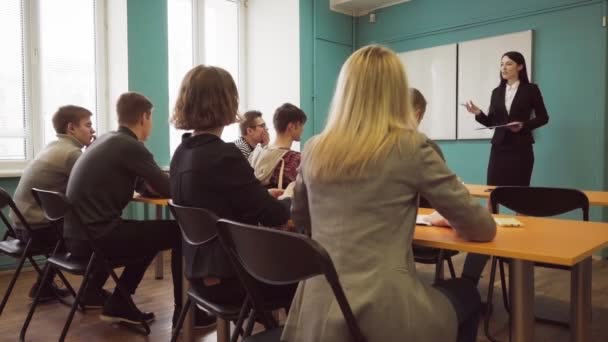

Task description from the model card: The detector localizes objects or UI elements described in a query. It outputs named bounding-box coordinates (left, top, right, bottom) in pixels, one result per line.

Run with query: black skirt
left=487, top=144, right=534, bottom=186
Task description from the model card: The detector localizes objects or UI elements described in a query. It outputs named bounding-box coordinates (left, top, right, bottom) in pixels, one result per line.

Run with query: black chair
left=20, top=189, right=151, bottom=342
left=413, top=246, right=458, bottom=283
left=216, top=219, right=367, bottom=342
left=168, top=202, right=249, bottom=342
left=484, top=186, right=589, bottom=341
left=0, top=187, right=75, bottom=315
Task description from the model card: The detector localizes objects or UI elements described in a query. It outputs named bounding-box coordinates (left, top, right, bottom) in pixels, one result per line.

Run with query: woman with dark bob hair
left=169, top=65, right=294, bottom=320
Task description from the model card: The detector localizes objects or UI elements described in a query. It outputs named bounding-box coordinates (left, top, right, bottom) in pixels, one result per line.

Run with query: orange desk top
left=132, top=193, right=169, bottom=206
left=415, top=208, right=608, bottom=266
left=465, top=184, right=608, bottom=207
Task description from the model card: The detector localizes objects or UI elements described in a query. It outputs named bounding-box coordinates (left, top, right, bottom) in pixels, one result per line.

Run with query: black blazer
left=475, top=82, right=549, bottom=145
left=170, top=133, right=289, bottom=279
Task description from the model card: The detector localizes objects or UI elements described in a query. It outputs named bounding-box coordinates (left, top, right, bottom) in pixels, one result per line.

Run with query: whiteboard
left=457, top=30, right=533, bottom=139
left=398, top=44, right=457, bottom=140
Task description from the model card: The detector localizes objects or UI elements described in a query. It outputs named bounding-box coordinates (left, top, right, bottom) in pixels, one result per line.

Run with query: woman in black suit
left=462, top=51, right=549, bottom=284
left=464, top=51, right=549, bottom=186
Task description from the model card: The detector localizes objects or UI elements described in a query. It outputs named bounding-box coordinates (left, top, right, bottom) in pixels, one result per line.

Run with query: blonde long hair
left=303, top=45, right=418, bottom=182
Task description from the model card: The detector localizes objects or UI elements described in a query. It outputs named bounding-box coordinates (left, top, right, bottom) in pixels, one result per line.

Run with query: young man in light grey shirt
left=11, top=105, right=95, bottom=302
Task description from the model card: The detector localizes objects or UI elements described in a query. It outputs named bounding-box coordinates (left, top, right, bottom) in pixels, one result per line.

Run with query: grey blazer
left=282, top=132, right=496, bottom=342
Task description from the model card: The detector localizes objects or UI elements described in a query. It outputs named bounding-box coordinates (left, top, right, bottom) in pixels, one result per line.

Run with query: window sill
left=0, top=169, right=23, bottom=178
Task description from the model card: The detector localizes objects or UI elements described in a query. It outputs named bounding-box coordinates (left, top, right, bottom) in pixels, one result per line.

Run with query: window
left=0, top=0, right=26, bottom=161
left=168, top=0, right=245, bottom=155
left=0, top=0, right=107, bottom=170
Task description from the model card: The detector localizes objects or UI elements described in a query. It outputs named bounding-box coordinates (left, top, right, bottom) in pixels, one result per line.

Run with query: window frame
left=0, top=0, right=110, bottom=175
left=168, top=0, right=247, bottom=155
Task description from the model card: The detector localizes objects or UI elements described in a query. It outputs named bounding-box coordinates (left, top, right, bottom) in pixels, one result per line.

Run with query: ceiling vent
left=330, top=0, right=412, bottom=16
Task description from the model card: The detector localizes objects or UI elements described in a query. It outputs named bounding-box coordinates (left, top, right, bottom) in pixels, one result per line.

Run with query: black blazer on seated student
left=169, top=132, right=289, bottom=280
left=475, top=81, right=549, bottom=186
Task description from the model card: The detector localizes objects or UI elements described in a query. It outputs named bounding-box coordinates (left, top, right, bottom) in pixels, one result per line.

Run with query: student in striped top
left=233, top=110, right=269, bottom=159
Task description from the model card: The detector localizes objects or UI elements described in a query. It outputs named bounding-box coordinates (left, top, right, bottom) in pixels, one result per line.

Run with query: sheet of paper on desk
left=416, top=215, right=432, bottom=226
left=494, top=217, right=524, bottom=227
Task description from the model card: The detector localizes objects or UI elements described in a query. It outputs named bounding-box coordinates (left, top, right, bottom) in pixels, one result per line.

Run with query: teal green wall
left=300, top=0, right=354, bottom=142
left=127, top=0, right=170, bottom=167
left=353, top=0, right=608, bottom=221
left=125, top=0, right=170, bottom=222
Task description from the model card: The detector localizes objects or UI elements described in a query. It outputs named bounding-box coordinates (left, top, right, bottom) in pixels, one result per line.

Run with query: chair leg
left=243, top=308, right=257, bottom=337
left=446, top=257, right=456, bottom=279
left=230, top=299, right=251, bottom=342
left=57, top=256, right=98, bottom=342
left=217, top=318, right=231, bottom=342
left=434, top=250, right=446, bottom=283
left=0, top=253, right=28, bottom=315
left=483, top=257, right=500, bottom=342
left=170, top=297, right=192, bottom=342
left=54, top=269, right=84, bottom=312
left=19, top=262, right=54, bottom=342
left=28, top=256, right=44, bottom=275
left=499, top=259, right=510, bottom=314
left=106, top=267, right=150, bottom=335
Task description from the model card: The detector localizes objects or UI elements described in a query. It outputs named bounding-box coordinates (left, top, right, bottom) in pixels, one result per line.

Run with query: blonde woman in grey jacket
left=281, top=45, right=496, bottom=342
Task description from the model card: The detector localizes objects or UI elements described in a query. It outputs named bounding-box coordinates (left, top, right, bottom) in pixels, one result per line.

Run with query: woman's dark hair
left=171, top=65, right=239, bottom=131
left=499, top=51, right=530, bottom=86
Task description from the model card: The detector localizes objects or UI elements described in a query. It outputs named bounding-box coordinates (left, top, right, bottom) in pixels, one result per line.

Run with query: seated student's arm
left=224, top=147, right=289, bottom=227
left=415, top=137, right=496, bottom=242
left=65, top=149, right=83, bottom=173
left=124, top=141, right=170, bottom=197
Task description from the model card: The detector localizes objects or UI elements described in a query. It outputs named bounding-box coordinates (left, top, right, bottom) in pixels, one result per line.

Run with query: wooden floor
left=1, top=251, right=607, bottom=341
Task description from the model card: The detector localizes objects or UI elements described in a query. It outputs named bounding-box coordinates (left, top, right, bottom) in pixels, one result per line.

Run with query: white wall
left=246, top=0, right=300, bottom=148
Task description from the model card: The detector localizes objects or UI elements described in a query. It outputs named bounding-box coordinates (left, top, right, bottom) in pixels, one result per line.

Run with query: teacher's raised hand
left=463, top=100, right=481, bottom=115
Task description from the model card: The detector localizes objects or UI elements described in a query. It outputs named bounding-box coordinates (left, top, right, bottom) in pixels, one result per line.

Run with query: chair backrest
left=490, top=186, right=589, bottom=220
left=216, top=219, right=366, bottom=342
left=167, top=201, right=219, bottom=247
left=0, top=187, right=34, bottom=237
left=30, top=188, right=70, bottom=223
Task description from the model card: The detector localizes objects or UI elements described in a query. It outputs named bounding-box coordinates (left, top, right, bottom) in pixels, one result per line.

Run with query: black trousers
left=16, top=226, right=61, bottom=286
left=463, top=144, right=535, bottom=283
left=434, top=278, right=482, bottom=342
left=65, top=219, right=182, bottom=306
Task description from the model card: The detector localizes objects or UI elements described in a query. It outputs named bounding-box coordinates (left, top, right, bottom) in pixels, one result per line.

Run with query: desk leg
left=182, top=256, right=194, bottom=342
left=154, top=204, right=164, bottom=280
left=509, top=259, right=534, bottom=342
left=571, top=257, right=592, bottom=342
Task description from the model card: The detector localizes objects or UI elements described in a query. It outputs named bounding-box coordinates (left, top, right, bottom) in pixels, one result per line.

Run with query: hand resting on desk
left=426, top=211, right=451, bottom=227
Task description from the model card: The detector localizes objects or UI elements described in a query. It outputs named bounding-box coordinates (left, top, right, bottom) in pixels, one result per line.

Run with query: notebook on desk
left=494, top=217, right=524, bottom=227
left=416, top=215, right=432, bottom=226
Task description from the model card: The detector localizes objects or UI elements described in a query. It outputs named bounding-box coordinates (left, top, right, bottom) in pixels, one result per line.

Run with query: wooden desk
left=131, top=195, right=196, bottom=342
left=132, top=194, right=169, bottom=279
left=415, top=208, right=608, bottom=342
left=466, top=184, right=608, bottom=207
